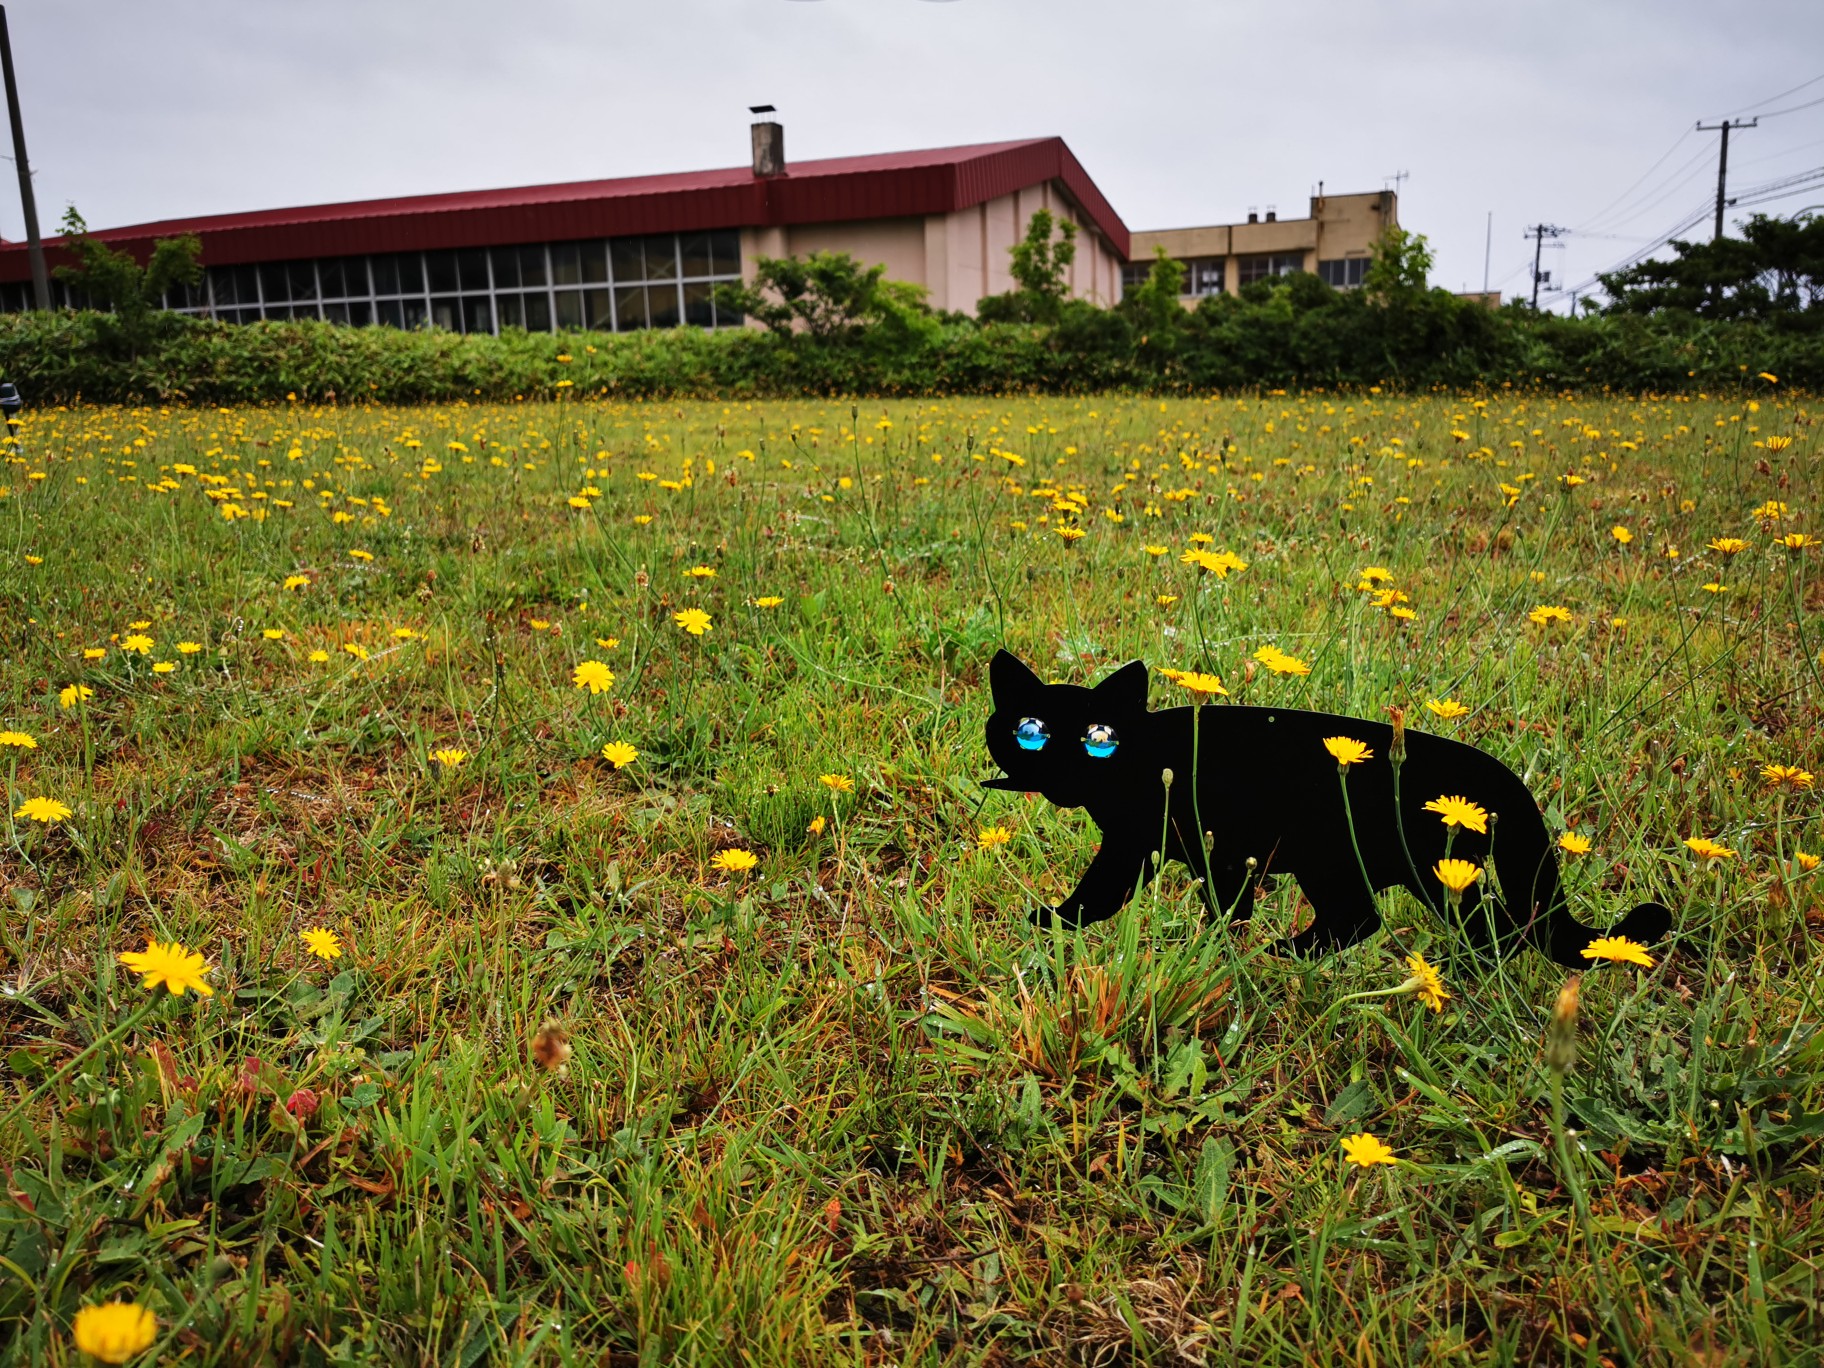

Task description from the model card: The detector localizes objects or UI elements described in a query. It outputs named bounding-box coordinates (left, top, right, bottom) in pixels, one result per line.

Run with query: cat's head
left=983, top=650, right=1149, bottom=808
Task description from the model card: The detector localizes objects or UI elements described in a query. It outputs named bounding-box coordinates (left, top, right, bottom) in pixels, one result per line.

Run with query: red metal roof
left=0, top=136, right=1129, bottom=280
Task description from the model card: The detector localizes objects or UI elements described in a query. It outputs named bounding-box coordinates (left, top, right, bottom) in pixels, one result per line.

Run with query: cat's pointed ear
left=989, top=649, right=1044, bottom=704
left=1094, top=658, right=1149, bottom=710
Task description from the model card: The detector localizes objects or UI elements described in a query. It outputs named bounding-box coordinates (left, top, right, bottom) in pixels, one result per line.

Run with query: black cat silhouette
left=982, top=651, right=1671, bottom=966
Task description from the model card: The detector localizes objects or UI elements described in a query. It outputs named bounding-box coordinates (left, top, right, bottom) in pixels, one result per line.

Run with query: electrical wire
left=1571, top=127, right=1694, bottom=233
left=1719, top=71, right=1824, bottom=118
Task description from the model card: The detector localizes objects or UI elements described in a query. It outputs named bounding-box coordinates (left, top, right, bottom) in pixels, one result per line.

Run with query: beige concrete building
left=1127, top=190, right=1398, bottom=303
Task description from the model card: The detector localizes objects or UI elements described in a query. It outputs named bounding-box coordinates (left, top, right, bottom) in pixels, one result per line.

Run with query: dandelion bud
left=1386, top=704, right=1407, bottom=765
left=1243, top=659, right=1257, bottom=684
left=1161, top=768, right=1174, bottom=790
left=1546, top=976, right=1580, bottom=1074
left=634, top=569, right=650, bottom=590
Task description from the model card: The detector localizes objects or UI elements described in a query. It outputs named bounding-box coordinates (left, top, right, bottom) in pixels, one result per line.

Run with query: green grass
left=1, top=389, right=1821, bottom=1365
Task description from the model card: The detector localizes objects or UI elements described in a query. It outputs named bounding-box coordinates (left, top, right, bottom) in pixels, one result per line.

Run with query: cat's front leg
left=1034, top=834, right=1154, bottom=928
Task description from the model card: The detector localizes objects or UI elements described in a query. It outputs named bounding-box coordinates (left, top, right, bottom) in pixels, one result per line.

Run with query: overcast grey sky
left=7, top=0, right=1824, bottom=307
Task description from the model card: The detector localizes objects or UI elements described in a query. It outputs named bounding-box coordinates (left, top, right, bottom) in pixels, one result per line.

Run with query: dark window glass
left=610, top=238, right=643, bottom=284
left=375, top=252, right=424, bottom=296
left=613, top=284, right=647, bottom=331
left=554, top=290, right=584, bottom=330
left=317, top=260, right=345, bottom=298
left=457, top=249, right=490, bottom=291
left=679, top=232, right=713, bottom=280
left=496, top=293, right=525, bottom=330
left=400, top=298, right=427, bottom=330
left=262, top=303, right=290, bottom=321
left=583, top=288, right=611, bottom=331
left=551, top=242, right=583, bottom=286
left=347, top=300, right=372, bottom=327
left=519, top=244, right=548, bottom=287
left=491, top=247, right=521, bottom=290
left=376, top=298, right=405, bottom=329
left=708, top=229, right=741, bottom=276
left=322, top=301, right=350, bottom=325
left=524, top=292, right=553, bottom=332
left=683, top=280, right=714, bottom=327
left=580, top=242, right=608, bottom=284
left=714, top=299, right=743, bottom=329
left=1188, top=258, right=1224, bottom=296
left=260, top=262, right=290, bottom=303
left=295, top=301, right=323, bottom=320
left=642, top=235, right=678, bottom=282
left=461, top=295, right=493, bottom=334
left=231, top=307, right=260, bottom=324
left=287, top=261, right=318, bottom=301
left=648, top=281, right=680, bottom=328
left=430, top=297, right=461, bottom=331
left=426, top=251, right=459, bottom=294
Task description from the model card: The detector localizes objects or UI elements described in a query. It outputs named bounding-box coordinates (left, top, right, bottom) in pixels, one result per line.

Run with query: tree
left=1599, top=213, right=1824, bottom=324
left=1363, top=225, right=1434, bottom=301
left=1119, top=246, right=1186, bottom=335
left=978, top=209, right=1079, bottom=323
left=711, top=251, right=927, bottom=339
left=52, top=206, right=202, bottom=349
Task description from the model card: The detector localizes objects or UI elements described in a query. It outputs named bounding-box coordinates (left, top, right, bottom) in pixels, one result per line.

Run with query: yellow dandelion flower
left=685, top=565, right=717, bottom=578
left=151, top=661, right=176, bottom=675
left=121, top=634, right=154, bottom=655
left=1610, top=525, right=1633, bottom=545
left=572, top=660, right=615, bottom=694
left=600, top=741, right=638, bottom=768
left=1423, top=795, right=1489, bottom=835
left=300, top=927, right=344, bottom=960
left=177, top=641, right=203, bottom=654
left=978, top=826, right=1012, bottom=849
left=262, top=629, right=286, bottom=641
left=1762, top=764, right=1815, bottom=791
left=308, top=649, right=330, bottom=663
left=59, top=684, right=93, bottom=709
left=753, top=596, right=785, bottom=608
left=0, top=730, right=37, bottom=749
left=819, top=772, right=854, bottom=794
left=283, top=574, right=312, bottom=591
left=1558, top=832, right=1592, bottom=855
left=674, top=608, right=712, bottom=636
left=1708, top=538, right=1748, bottom=557
left=71, top=1303, right=159, bottom=1364
left=1323, top=736, right=1373, bottom=767
left=807, top=814, right=827, bottom=836
left=1582, top=936, right=1654, bottom=969
left=712, top=849, right=758, bottom=873
left=117, top=937, right=214, bottom=996
left=1424, top=698, right=1469, bottom=719
left=430, top=748, right=469, bottom=768
left=1176, top=671, right=1228, bottom=701
left=1254, top=645, right=1310, bottom=676
left=1400, top=953, right=1450, bottom=1013
left=1684, top=836, right=1737, bottom=861
left=1433, top=858, right=1482, bottom=893
left=342, top=643, right=369, bottom=661
left=1340, top=1132, right=1398, bottom=1168
left=1527, top=605, right=1574, bottom=627
left=15, top=796, right=71, bottom=823
left=83, top=648, right=107, bottom=661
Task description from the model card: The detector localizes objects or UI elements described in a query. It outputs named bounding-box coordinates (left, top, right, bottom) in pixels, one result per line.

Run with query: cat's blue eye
left=1015, top=717, right=1050, bottom=751
left=1083, top=723, right=1118, bottom=759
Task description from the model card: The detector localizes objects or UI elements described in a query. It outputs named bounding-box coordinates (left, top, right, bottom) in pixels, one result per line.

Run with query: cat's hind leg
left=1285, top=859, right=1382, bottom=956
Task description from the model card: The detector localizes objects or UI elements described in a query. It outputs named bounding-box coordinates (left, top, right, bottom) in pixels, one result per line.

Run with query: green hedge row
left=4, top=290, right=1816, bottom=405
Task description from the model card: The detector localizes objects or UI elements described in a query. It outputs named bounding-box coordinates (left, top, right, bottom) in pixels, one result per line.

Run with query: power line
left=1720, top=71, right=1824, bottom=118
left=1572, top=128, right=1695, bottom=233
left=1754, top=93, right=1824, bottom=119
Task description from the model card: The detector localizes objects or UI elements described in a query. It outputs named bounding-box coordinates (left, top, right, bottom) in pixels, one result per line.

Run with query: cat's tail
left=1502, top=817, right=1673, bottom=967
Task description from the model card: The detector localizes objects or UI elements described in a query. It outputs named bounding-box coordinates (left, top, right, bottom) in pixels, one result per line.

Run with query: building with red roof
left=0, top=124, right=1129, bottom=331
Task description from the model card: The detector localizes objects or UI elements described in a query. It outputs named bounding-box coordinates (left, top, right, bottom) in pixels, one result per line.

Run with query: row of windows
left=1236, top=252, right=1308, bottom=286
left=1318, top=256, right=1371, bottom=288
left=1121, top=251, right=1332, bottom=297
left=0, top=231, right=746, bottom=332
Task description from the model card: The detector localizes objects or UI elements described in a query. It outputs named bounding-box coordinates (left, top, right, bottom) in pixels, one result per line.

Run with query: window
left=145, top=229, right=741, bottom=332
left=1120, top=261, right=1152, bottom=296
left=1238, top=252, right=1306, bottom=286
left=1318, top=257, right=1370, bottom=288
left=1185, top=258, right=1224, bottom=297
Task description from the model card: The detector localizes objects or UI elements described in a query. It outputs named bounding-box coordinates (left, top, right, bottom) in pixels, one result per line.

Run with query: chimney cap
left=749, top=104, right=776, bottom=116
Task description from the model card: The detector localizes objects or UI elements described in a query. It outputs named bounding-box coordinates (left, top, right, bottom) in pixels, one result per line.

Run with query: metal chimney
left=749, top=105, right=784, bottom=178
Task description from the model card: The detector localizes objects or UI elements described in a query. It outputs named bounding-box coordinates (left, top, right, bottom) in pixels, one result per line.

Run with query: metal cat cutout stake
left=982, top=651, right=1671, bottom=966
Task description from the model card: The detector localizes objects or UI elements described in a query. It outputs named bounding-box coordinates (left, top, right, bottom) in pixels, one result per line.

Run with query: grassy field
left=1, top=386, right=1820, bottom=1365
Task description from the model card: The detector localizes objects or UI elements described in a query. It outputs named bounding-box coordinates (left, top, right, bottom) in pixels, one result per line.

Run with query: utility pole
left=0, top=6, right=46, bottom=310
left=1696, top=117, right=1756, bottom=241
left=1525, top=224, right=1565, bottom=309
